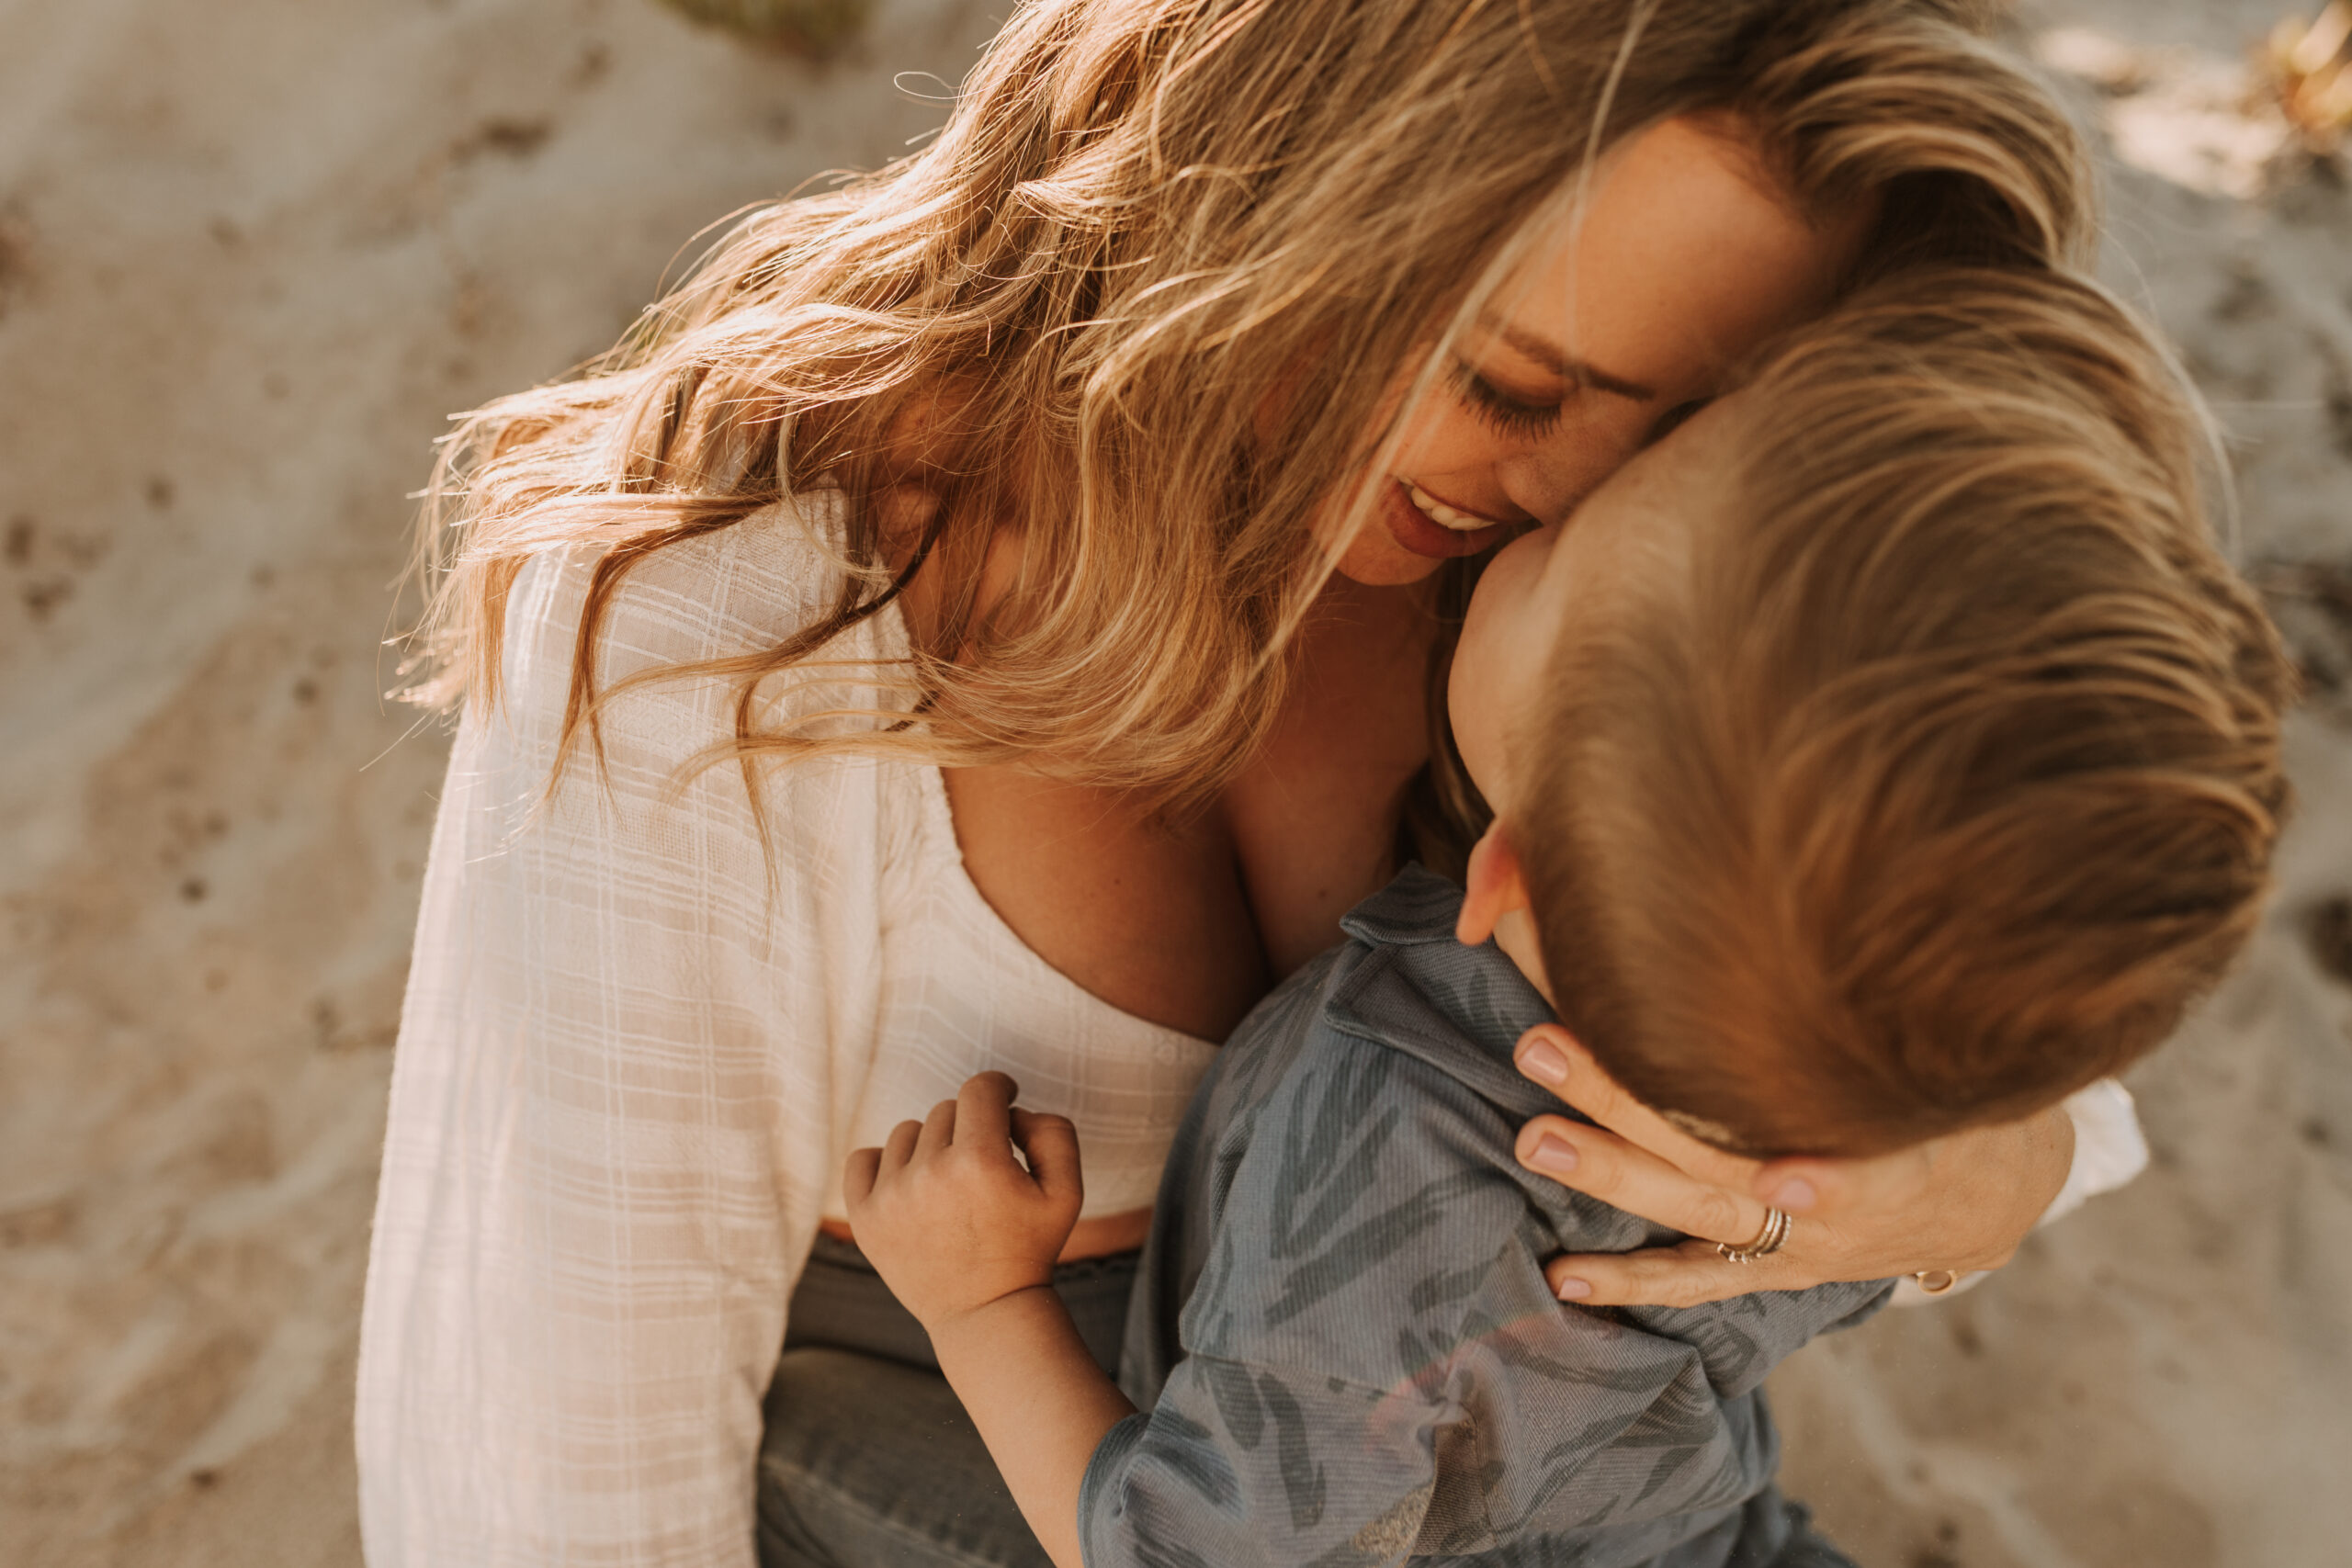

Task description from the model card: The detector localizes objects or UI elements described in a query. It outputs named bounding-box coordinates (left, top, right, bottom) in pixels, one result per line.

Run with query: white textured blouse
left=354, top=493, right=2149, bottom=1567
left=357, top=496, right=1217, bottom=1568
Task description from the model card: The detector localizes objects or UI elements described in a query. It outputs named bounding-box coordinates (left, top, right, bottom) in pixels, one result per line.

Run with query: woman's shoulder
left=509, top=491, right=872, bottom=670
left=439, top=491, right=922, bottom=910
left=495, top=491, right=899, bottom=734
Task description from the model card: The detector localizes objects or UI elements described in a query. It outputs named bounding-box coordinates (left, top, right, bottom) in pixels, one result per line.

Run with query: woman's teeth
left=1404, top=480, right=1495, bottom=533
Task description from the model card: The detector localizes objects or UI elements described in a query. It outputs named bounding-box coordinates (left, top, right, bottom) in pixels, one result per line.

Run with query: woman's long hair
left=405, top=0, right=2092, bottom=829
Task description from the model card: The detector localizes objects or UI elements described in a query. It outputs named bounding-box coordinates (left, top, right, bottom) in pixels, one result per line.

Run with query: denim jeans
left=756, top=1234, right=1137, bottom=1568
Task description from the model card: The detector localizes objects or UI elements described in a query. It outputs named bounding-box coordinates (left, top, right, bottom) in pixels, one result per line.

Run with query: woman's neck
left=1220, top=569, right=1445, bottom=976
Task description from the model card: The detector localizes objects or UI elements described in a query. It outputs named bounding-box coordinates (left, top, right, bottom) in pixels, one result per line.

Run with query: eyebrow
left=1487, top=322, right=1658, bottom=402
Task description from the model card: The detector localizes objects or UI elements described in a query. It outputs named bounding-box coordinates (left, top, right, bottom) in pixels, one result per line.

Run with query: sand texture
left=0, top=1, right=2345, bottom=1564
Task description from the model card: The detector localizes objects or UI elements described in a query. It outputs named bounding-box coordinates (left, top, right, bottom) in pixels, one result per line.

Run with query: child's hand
left=842, top=1071, right=1083, bottom=1332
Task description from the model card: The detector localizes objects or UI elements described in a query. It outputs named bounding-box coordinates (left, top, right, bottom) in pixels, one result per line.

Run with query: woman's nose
left=1494, top=424, right=1642, bottom=526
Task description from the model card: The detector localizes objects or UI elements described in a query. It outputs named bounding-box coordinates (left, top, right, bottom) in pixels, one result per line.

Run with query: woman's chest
left=942, top=586, right=1439, bottom=1041
left=857, top=803, right=1221, bottom=1218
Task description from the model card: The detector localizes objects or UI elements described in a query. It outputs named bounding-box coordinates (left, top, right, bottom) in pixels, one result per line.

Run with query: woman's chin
left=1328, top=538, right=1452, bottom=587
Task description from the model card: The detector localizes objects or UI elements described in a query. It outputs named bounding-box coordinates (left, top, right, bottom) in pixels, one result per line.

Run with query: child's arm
left=842, top=1071, right=1135, bottom=1568
left=849, top=1071, right=1452, bottom=1568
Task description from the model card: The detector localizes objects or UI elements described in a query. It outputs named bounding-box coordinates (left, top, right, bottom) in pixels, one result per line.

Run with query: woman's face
left=1328, top=117, right=1867, bottom=587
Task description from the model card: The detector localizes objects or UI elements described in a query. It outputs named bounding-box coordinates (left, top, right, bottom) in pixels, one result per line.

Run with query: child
left=841, top=266, right=2292, bottom=1568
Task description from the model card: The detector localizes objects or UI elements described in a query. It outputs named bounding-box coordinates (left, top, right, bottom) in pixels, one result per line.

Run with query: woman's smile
left=1405, top=479, right=1510, bottom=532
left=1378, top=476, right=1513, bottom=558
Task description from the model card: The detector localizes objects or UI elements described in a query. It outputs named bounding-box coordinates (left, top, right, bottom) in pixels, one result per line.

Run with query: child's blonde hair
left=1519, top=267, right=2294, bottom=1157
left=409, top=0, right=2092, bottom=823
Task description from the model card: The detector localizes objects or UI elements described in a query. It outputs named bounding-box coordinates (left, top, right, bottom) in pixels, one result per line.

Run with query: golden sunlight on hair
left=405, top=0, right=2092, bottom=828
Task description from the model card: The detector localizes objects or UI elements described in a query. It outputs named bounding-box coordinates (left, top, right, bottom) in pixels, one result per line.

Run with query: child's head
left=1450, top=265, right=2293, bottom=1158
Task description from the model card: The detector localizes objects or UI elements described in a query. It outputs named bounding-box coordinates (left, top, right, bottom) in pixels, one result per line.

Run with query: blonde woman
left=358, top=3, right=2144, bottom=1565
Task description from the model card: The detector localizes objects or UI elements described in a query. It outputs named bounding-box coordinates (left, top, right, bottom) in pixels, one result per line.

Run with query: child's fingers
left=1010, top=1109, right=1084, bottom=1207
left=842, top=1146, right=882, bottom=1204
left=956, top=1071, right=1020, bottom=1157
left=881, top=1117, right=922, bottom=1172
left=917, top=1096, right=959, bottom=1156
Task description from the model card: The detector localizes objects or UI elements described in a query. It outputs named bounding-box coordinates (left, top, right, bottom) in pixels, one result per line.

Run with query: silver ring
left=1716, top=1207, right=1792, bottom=1265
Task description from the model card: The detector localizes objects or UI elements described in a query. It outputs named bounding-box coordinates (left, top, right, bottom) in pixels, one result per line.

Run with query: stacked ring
left=1715, top=1207, right=1792, bottom=1264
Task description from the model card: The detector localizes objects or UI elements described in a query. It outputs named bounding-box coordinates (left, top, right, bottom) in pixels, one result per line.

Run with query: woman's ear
left=1457, top=822, right=1534, bottom=946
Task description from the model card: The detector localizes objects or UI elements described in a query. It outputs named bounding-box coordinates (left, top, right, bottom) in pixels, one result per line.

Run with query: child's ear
left=1457, top=823, right=1534, bottom=947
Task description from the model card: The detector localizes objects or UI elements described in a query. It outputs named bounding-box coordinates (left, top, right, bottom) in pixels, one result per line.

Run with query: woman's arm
left=1874, top=1077, right=2150, bottom=1305
left=1503, top=1023, right=2092, bottom=1308
left=357, top=530, right=888, bottom=1567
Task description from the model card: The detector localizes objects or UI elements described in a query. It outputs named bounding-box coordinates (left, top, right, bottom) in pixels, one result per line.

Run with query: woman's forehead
left=1477, top=118, right=1865, bottom=400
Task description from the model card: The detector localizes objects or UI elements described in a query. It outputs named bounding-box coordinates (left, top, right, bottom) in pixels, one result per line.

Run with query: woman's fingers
left=1513, top=1025, right=1760, bottom=1192
left=1010, top=1108, right=1083, bottom=1206
left=1544, top=1238, right=1827, bottom=1310
left=1509, top=1039, right=2078, bottom=1307
left=1747, top=1130, right=1961, bottom=1223
left=1750, top=1153, right=1876, bottom=1217
left=1515, top=1113, right=1769, bottom=1246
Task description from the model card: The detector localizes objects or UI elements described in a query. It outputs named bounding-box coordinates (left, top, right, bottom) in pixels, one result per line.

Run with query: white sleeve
left=356, top=512, right=895, bottom=1567
left=1886, top=1077, right=2151, bottom=1307
left=2036, top=1077, right=2150, bottom=1226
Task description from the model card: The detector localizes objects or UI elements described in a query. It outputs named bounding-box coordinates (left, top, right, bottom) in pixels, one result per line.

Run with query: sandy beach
left=0, top=1, right=2345, bottom=1563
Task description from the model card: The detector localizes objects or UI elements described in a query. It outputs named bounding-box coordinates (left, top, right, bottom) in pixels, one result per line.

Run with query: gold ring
left=1716, top=1206, right=1791, bottom=1264
left=1913, top=1269, right=1960, bottom=1294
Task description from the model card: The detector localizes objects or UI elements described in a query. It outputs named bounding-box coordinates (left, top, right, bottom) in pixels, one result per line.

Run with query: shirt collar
left=1336, top=863, right=1477, bottom=948
left=1327, top=865, right=1565, bottom=1122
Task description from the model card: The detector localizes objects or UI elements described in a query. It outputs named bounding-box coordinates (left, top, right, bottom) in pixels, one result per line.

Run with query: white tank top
left=831, top=746, right=1221, bottom=1220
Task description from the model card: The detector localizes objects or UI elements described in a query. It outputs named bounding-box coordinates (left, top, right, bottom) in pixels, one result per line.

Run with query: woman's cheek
left=1391, top=401, right=1480, bottom=479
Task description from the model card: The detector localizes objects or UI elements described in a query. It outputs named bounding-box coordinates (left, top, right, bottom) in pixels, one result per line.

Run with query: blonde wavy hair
left=407, top=0, right=2092, bottom=823
left=1521, top=266, right=2294, bottom=1157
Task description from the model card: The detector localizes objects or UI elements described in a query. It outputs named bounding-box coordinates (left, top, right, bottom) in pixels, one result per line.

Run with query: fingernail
left=1527, top=1134, right=1579, bottom=1176
left=1555, top=1277, right=1593, bottom=1301
left=1768, top=1178, right=1817, bottom=1212
left=1519, top=1037, right=1570, bottom=1086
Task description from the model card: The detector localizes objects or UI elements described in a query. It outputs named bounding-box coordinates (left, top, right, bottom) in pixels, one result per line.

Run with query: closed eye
left=1452, top=358, right=1566, bottom=440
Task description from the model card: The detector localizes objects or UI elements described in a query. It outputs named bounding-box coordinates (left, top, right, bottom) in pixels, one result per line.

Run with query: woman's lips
left=1379, top=478, right=1511, bottom=558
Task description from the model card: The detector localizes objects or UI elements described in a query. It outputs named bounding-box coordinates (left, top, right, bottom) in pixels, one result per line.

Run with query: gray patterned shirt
left=1080, top=867, right=1891, bottom=1568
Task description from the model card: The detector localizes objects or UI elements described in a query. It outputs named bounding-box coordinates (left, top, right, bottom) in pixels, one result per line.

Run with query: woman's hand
left=1509, top=1024, right=2075, bottom=1308
left=843, top=1071, right=1084, bottom=1331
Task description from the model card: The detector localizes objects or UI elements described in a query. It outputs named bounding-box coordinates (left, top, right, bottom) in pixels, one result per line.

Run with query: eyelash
left=1451, top=359, right=1565, bottom=440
